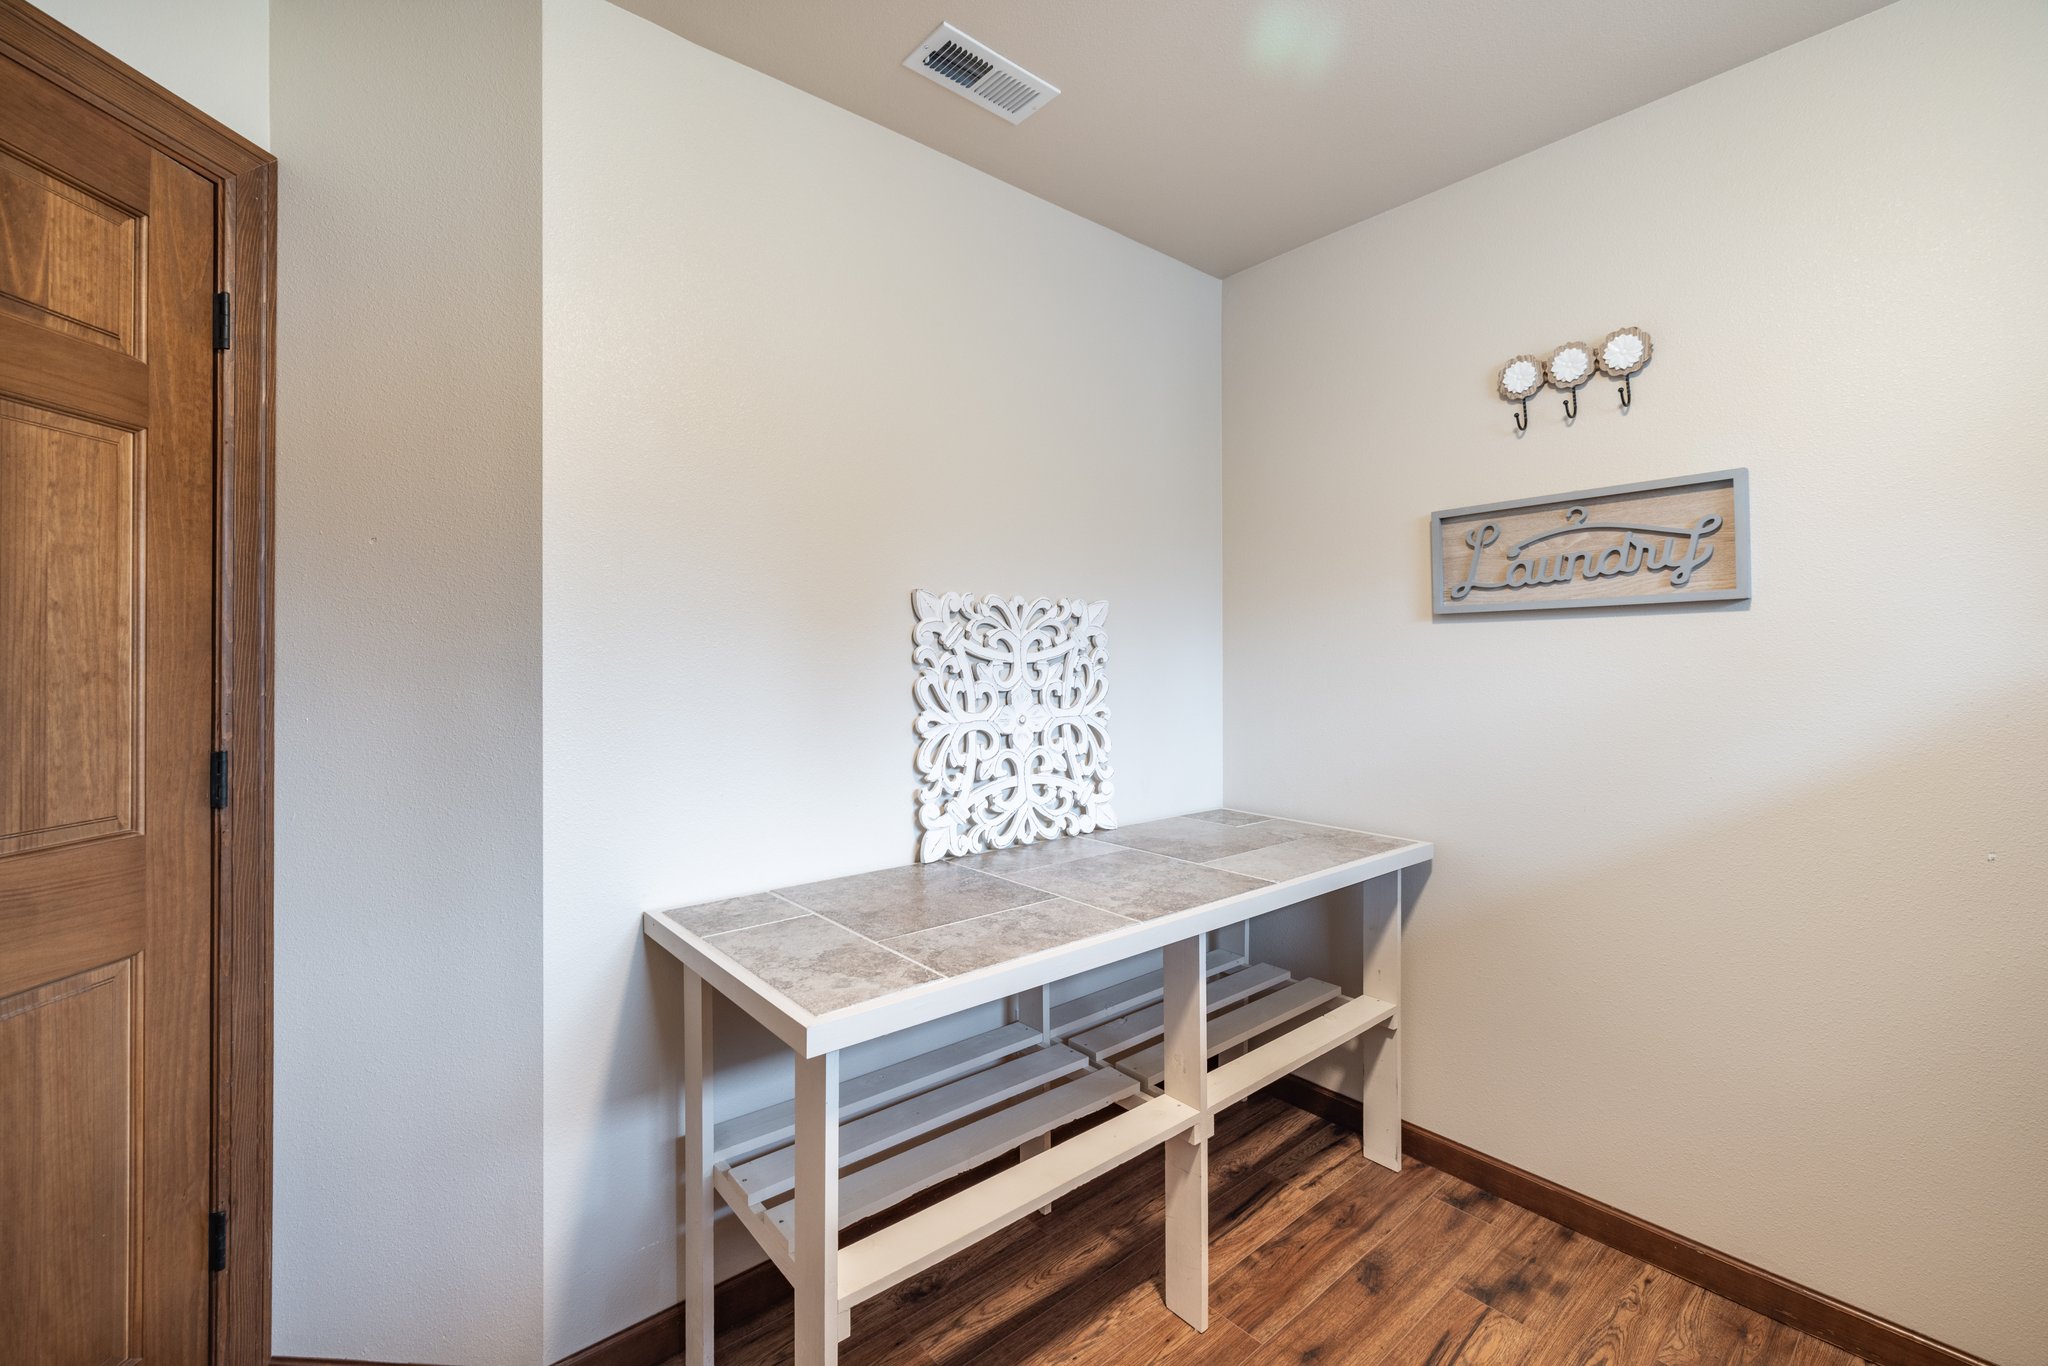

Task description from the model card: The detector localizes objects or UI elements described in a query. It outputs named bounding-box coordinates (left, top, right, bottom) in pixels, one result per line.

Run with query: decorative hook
left=1562, top=388, right=1579, bottom=421
left=1513, top=397, right=1528, bottom=433
left=1617, top=375, right=1632, bottom=411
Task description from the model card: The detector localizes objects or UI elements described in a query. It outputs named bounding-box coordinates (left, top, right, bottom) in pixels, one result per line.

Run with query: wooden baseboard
left=272, top=1260, right=789, bottom=1366
left=1263, top=1076, right=1997, bottom=1366
left=549, top=1259, right=788, bottom=1366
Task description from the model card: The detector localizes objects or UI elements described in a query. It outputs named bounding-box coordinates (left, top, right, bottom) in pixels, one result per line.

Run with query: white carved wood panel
left=912, top=591, right=1116, bottom=863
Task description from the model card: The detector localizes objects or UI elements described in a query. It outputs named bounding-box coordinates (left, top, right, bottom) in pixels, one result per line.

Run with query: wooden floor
left=691, top=1096, right=1875, bottom=1366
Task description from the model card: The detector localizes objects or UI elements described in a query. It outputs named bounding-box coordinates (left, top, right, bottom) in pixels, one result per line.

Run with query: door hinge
left=209, top=1210, right=228, bottom=1273
left=210, top=750, right=230, bottom=810
left=214, top=291, right=232, bottom=351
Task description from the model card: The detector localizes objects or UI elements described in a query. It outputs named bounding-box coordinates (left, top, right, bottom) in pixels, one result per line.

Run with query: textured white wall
left=541, top=0, right=1222, bottom=1356
left=32, top=0, right=269, bottom=145
left=1220, top=4, right=2048, bottom=1363
left=271, top=3, right=543, bottom=1362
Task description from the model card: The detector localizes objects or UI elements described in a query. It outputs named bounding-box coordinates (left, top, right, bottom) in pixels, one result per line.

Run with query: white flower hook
left=1596, top=327, right=1653, bottom=412
left=1545, top=343, right=1594, bottom=422
left=1497, top=355, right=1543, bottom=434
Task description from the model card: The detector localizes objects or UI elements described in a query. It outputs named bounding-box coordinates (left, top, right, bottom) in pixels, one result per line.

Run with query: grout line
left=875, top=895, right=1132, bottom=976
left=703, top=908, right=812, bottom=940
left=885, top=895, right=1090, bottom=941
left=839, top=923, right=941, bottom=973
left=970, top=866, right=1140, bottom=920
left=1030, top=839, right=1278, bottom=887
left=761, top=890, right=940, bottom=976
left=1086, top=822, right=1302, bottom=873
left=1088, top=836, right=1221, bottom=869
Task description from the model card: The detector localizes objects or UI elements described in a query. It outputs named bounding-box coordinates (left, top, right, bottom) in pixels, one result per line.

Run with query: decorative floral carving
left=1596, top=326, right=1653, bottom=377
left=1498, top=356, right=1543, bottom=401
left=1545, top=343, right=1594, bottom=390
left=912, top=590, right=1116, bottom=864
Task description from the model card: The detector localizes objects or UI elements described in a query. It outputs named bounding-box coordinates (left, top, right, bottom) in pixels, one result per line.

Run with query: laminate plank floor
left=682, top=1096, right=1876, bottom=1366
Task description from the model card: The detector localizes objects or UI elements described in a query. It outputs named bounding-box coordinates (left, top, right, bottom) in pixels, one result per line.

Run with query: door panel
left=0, top=146, right=143, bottom=355
left=0, top=839, right=144, bottom=1002
left=0, top=48, right=218, bottom=1366
left=0, top=961, right=135, bottom=1365
left=0, top=397, right=139, bottom=856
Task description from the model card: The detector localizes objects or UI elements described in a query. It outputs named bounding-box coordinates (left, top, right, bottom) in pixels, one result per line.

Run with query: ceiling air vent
left=903, top=23, right=1059, bottom=125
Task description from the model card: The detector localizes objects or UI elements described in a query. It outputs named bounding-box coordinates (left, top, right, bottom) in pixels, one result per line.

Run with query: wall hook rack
left=1493, top=330, right=1651, bottom=434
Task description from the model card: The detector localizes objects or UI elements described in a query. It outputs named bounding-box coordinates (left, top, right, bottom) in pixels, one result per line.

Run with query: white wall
left=541, top=0, right=1223, bottom=1356
left=32, top=0, right=268, bottom=145
left=271, top=3, right=543, bottom=1362
left=1221, top=3, right=2048, bottom=1363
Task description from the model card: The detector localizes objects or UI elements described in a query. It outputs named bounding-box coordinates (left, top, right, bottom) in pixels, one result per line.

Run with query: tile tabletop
left=650, top=811, right=1425, bottom=1019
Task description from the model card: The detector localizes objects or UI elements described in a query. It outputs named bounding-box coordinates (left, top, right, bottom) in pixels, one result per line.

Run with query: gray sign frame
left=1430, top=468, right=1751, bottom=616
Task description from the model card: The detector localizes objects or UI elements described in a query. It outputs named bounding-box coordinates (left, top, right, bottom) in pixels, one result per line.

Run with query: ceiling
left=615, top=1, right=1891, bottom=277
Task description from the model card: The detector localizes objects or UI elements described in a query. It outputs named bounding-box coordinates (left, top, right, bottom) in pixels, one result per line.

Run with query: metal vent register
left=904, top=23, right=1060, bottom=125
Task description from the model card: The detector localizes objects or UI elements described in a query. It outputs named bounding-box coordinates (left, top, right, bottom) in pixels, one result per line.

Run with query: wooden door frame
left=1, top=4, right=277, bottom=1362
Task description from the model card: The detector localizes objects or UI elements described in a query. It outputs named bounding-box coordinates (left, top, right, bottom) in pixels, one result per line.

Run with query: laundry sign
left=1431, top=469, right=1750, bottom=615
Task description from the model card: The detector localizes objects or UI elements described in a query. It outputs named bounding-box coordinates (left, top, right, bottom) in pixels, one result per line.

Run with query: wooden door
left=0, top=47, right=219, bottom=1366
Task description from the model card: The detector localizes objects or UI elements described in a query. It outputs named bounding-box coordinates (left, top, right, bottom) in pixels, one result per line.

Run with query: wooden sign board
left=1431, top=469, right=1750, bottom=615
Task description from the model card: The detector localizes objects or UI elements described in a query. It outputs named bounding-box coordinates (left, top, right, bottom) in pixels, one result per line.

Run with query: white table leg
left=1216, top=922, right=1251, bottom=1061
left=1012, top=985, right=1054, bottom=1211
left=794, top=1049, right=842, bottom=1366
left=1216, top=919, right=1250, bottom=966
left=1359, top=868, right=1403, bottom=1171
left=683, top=970, right=716, bottom=1366
left=1160, top=935, right=1209, bottom=1331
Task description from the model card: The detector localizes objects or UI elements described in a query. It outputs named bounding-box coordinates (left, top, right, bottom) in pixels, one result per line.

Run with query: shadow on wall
left=1261, top=676, right=2045, bottom=1361
left=552, top=925, right=798, bottom=1350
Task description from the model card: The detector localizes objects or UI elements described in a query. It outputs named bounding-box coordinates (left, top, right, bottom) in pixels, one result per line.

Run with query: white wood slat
left=1048, top=949, right=1245, bottom=1040
left=713, top=1165, right=794, bottom=1280
left=1160, top=937, right=1209, bottom=1331
left=835, top=1092, right=1203, bottom=1311
left=794, top=1051, right=840, bottom=1366
left=1067, top=963, right=1291, bottom=1064
left=682, top=972, right=716, bottom=1366
left=1360, top=867, right=1403, bottom=1173
left=712, top=1021, right=1042, bottom=1164
left=1209, top=994, right=1398, bottom=1111
left=768, top=1068, right=1138, bottom=1238
left=728, top=1044, right=1091, bottom=1208
left=1115, top=977, right=1343, bottom=1087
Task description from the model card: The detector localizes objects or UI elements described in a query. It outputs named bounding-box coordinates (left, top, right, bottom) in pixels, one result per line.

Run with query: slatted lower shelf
left=766, top=1067, right=1137, bottom=1238
left=712, top=1165, right=794, bottom=1281
left=712, top=1020, right=1046, bottom=1165
left=709, top=944, right=1394, bottom=1313
left=1068, top=963, right=1291, bottom=1063
left=1210, top=993, right=1397, bottom=1109
left=1048, top=948, right=1246, bottom=1039
left=1111, top=976, right=1341, bottom=1087
left=836, top=1093, right=1201, bottom=1310
left=726, top=1043, right=1091, bottom=1208
left=1081, top=959, right=1398, bottom=1114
